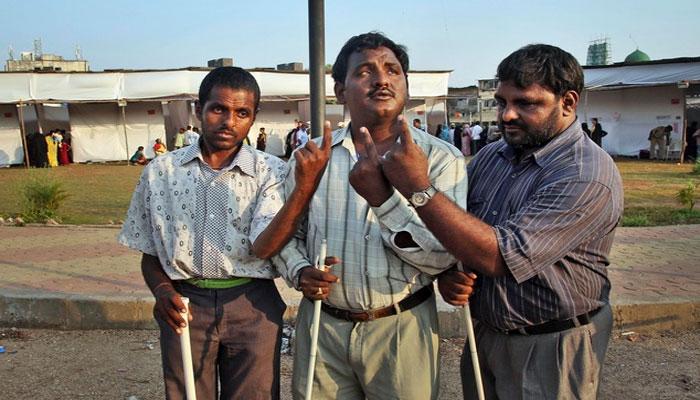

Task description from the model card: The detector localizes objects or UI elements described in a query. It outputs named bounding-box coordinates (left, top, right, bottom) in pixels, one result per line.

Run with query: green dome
left=625, top=49, right=651, bottom=63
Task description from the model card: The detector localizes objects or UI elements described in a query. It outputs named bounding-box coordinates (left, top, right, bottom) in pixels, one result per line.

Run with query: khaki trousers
left=461, top=304, right=612, bottom=400
left=650, top=137, right=667, bottom=159
left=292, top=293, right=441, bottom=400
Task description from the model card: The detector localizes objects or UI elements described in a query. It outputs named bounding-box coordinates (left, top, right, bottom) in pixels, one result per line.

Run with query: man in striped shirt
left=274, top=32, right=468, bottom=399
left=380, top=44, right=623, bottom=399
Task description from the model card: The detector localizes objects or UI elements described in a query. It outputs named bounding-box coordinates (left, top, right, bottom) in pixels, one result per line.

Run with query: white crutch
left=180, top=297, right=197, bottom=400
left=458, top=263, right=484, bottom=400
left=305, top=239, right=327, bottom=400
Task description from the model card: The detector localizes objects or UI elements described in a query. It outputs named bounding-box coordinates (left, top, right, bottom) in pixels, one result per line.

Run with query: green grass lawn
left=0, top=159, right=698, bottom=226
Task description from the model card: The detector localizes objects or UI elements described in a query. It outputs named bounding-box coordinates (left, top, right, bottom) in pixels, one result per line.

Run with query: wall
left=581, top=86, right=685, bottom=156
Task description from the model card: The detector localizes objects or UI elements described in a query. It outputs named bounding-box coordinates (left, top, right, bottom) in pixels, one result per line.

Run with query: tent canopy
left=0, top=68, right=450, bottom=104
left=584, top=57, right=700, bottom=90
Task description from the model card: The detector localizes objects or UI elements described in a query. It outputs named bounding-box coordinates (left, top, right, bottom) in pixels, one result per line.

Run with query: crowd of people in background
left=427, top=120, right=500, bottom=157
left=25, top=129, right=72, bottom=168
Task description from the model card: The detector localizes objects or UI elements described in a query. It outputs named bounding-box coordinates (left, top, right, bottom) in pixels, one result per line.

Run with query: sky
left=3, top=0, right=700, bottom=87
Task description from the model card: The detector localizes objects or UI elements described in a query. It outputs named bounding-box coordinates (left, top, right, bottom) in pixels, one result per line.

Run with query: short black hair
left=198, top=67, right=261, bottom=112
left=332, top=32, right=409, bottom=84
left=497, top=44, right=583, bottom=97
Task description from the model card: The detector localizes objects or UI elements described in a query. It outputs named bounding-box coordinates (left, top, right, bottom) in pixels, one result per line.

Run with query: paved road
left=0, top=224, right=698, bottom=334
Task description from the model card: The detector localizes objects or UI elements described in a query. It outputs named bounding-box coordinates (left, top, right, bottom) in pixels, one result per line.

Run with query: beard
left=499, top=107, right=560, bottom=151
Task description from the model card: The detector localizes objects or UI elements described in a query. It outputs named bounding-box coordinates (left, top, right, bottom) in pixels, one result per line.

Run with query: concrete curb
left=2, top=294, right=697, bottom=336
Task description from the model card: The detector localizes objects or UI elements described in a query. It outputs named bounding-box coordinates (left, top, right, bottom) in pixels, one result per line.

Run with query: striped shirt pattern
left=273, top=124, right=468, bottom=311
left=119, top=141, right=287, bottom=280
left=467, top=121, right=623, bottom=331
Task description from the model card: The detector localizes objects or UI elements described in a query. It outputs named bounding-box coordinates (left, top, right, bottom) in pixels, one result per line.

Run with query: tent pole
left=17, top=100, right=30, bottom=169
left=680, top=93, right=687, bottom=163
left=308, top=0, right=325, bottom=138
left=120, top=101, right=130, bottom=163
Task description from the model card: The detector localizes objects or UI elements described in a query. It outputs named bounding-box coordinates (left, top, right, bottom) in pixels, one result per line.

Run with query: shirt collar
left=178, top=138, right=257, bottom=177
left=498, top=119, right=583, bottom=167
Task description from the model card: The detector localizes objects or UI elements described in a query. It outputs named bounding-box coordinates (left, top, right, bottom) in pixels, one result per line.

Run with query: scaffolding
left=586, top=38, right=611, bottom=66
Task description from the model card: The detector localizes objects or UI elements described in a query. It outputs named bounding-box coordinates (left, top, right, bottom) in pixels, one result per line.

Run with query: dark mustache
left=501, top=121, right=526, bottom=129
left=369, top=88, right=394, bottom=97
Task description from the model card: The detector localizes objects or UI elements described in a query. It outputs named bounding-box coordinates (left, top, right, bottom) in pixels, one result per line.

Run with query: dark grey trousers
left=155, top=279, right=285, bottom=400
left=461, top=304, right=612, bottom=400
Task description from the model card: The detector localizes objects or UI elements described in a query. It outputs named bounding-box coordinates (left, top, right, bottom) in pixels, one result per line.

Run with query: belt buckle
left=365, top=310, right=376, bottom=321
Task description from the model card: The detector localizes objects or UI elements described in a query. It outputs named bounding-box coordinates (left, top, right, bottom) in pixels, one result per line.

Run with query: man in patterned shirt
left=274, top=32, right=469, bottom=399
left=382, top=44, right=623, bottom=399
left=119, top=66, right=331, bottom=399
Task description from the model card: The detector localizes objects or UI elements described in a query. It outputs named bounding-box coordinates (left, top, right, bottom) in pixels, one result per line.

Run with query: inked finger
left=321, top=121, right=332, bottom=152
left=357, top=127, right=380, bottom=163
left=396, top=115, right=415, bottom=147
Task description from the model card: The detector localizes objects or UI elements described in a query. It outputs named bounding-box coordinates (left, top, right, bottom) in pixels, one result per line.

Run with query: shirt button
left=492, top=210, right=498, bottom=216
left=210, top=182, right=216, bottom=187
left=511, top=173, right=517, bottom=178
left=209, top=214, right=215, bottom=219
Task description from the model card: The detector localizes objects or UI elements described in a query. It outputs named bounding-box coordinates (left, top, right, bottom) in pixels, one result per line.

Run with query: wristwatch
left=408, top=185, right=437, bottom=208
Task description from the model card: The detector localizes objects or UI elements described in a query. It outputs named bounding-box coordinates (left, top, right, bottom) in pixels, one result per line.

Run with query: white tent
left=0, top=68, right=450, bottom=165
left=581, top=58, right=700, bottom=157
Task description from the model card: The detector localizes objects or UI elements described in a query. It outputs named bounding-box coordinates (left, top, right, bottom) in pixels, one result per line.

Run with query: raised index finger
left=357, top=126, right=380, bottom=163
left=396, top=115, right=415, bottom=147
left=321, top=120, right=332, bottom=152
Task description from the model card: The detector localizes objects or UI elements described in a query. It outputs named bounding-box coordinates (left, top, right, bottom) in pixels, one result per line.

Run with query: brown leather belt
left=321, top=285, right=433, bottom=322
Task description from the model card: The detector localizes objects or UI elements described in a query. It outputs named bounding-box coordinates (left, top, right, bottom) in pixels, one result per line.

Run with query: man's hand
left=298, top=256, right=341, bottom=301
left=380, top=116, right=431, bottom=198
left=437, top=268, right=478, bottom=307
left=153, top=283, right=192, bottom=335
left=294, top=121, right=332, bottom=196
left=349, top=127, right=393, bottom=206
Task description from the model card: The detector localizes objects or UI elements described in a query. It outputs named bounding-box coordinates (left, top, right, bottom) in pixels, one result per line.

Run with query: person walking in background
left=590, top=118, right=607, bottom=147
left=461, top=122, right=472, bottom=156
left=453, top=123, right=463, bottom=151
left=46, top=131, right=58, bottom=167
left=685, top=121, right=698, bottom=162
left=470, top=121, right=483, bottom=154
left=256, top=127, right=268, bottom=152
left=184, top=126, right=200, bottom=146
left=582, top=122, right=591, bottom=139
left=174, top=128, right=186, bottom=149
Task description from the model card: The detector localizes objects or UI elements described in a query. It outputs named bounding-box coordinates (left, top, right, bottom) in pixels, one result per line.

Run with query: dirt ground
left=1, top=328, right=698, bottom=400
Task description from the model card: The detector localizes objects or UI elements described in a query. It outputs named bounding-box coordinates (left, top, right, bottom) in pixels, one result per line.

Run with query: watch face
left=412, top=192, right=429, bottom=206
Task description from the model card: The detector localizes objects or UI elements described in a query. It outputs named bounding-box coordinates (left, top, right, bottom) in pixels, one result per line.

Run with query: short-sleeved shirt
left=118, top=142, right=287, bottom=280
left=467, top=121, right=623, bottom=331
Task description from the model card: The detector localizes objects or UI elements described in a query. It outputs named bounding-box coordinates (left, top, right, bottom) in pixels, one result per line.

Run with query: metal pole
left=17, top=101, right=30, bottom=169
left=120, top=102, right=131, bottom=162
left=179, top=297, right=197, bottom=400
left=308, top=0, right=326, bottom=138
left=305, top=240, right=327, bottom=400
